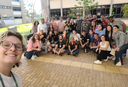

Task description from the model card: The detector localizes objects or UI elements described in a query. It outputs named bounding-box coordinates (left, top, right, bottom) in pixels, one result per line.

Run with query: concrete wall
left=0, top=9, right=13, bottom=17
left=14, top=19, right=23, bottom=25
left=50, top=0, right=128, bottom=9
left=0, top=0, right=12, bottom=6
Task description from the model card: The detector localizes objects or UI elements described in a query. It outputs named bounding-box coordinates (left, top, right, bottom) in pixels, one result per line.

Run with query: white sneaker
left=94, top=60, right=102, bottom=64
left=31, top=55, right=37, bottom=60
left=112, top=57, right=115, bottom=60
left=85, top=49, right=87, bottom=53
left=104, top=57, right=109, bottom=61
left=116, top=62, right=122, bottom=66
left=107, top=56, right=112, bottom=60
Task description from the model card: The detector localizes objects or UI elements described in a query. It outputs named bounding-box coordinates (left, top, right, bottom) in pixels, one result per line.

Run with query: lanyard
left=0, top=72, right=18, bottom=87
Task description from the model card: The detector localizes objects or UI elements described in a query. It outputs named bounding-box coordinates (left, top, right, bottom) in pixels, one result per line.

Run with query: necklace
left=0, top=72, right=18, bottom=87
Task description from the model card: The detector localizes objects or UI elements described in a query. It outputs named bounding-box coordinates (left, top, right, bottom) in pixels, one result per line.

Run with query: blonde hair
left=0, top=31, right=27, bottom=67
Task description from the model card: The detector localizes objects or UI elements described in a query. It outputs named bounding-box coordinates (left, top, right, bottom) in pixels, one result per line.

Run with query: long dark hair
left=34, top=21, right=39, bottom=26
left=91, top=21, right=96, bottom=29
left=98, top=24, right=104, bottom=30
left=105, top=25, right=113, bottom=48
left=48, top=23, right=54, bottom=30
left=31, top=34, right=40, bottom=43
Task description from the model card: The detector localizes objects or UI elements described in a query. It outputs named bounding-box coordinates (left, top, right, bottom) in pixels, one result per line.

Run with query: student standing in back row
left=38, top=18, right=47, bottom=35
left=76, top=14, right=83, bottom=34
left=109, top=16, right=126, bottom=33
left=58, top=17, right=64, bottom=34
left=81, top=17, right=91, bottom=34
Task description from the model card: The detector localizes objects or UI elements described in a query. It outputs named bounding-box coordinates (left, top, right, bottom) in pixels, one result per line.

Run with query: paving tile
left=93, top=65, right=106, bottom=71
left=34, top=57, right=46, bottom=61
left=119, top=68, right=128, bottom=74
left=61, top=60, right=72, bottom=66
left=51, top=59, right=62, bottom=64
left=70, top=61, right=82, bottom=67
left=106, top=66, right=120, bottom=73
left=81, top=63, right=93, bottom=69
left=43, top=58, right=53, bottom=63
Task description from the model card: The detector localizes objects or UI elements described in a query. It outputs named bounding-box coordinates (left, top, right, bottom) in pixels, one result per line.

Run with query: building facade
left=0, top=0, right=26, bottom=27
left=48, top=0, right=128, bottom=20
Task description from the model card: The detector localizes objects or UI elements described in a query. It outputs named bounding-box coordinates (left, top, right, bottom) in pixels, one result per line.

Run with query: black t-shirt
left=70, top=23, right=77, bottom=32
left=54, top=34, right=59, bottom=42
left=57, top=40, right=66, bottom=48
left=48, top=35, right=54, bottom=43
left=94, top=20, right=102, bottom=25
left=81, top=34, right=90, bottom=44
left=69, top=42, right=77, bottom=50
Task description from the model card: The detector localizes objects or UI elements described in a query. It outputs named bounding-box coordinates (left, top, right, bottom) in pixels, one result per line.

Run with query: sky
left=23, top=0, right=42, bottom=14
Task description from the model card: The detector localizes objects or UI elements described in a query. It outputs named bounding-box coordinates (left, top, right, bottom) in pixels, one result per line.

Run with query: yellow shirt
left=37, top=33, right=44, bottom=39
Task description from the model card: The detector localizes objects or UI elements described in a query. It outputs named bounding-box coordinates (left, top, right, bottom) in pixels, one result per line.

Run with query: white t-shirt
left=37, top=23, right=47, bottom=33
left=0, top=71, right=22, bottom=87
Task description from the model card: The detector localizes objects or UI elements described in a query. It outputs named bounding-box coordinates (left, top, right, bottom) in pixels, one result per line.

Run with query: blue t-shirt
left=88, top=34, right=95, bottom=42
left=95, top=28, right=106, bottom=37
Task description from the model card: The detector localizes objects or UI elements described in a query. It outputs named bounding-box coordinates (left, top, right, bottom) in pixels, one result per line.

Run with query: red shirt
left=101, top=20, right=107, bottom=28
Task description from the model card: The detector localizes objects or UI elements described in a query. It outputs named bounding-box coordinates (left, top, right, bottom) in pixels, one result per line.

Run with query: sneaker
left=112, top=57, right=115, bottom=60
left=116, top=62, right=121, bottom=66
left=85, top=49, right=87, bottom=53
left=59, top=53, right=62, bottom=56
left=67, top=53, right=70, bottom=55
left=73, top=54, right=76, bottom=56
left=94, top=60, right=102, bottom=64
left=31, top=55, right=37, bottom=60
left=52, top=51, right=54, bottom=54
left=107, top=56, right=112, bottom=60
left=104, top=57, right=109, bottom=61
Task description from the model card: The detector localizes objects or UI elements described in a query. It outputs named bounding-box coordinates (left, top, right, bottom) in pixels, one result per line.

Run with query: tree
left=109, top=8, right=115, bottom=16
left=122, top=4, right=128, bottom=17
left=68, top=0, right=98, bottom=18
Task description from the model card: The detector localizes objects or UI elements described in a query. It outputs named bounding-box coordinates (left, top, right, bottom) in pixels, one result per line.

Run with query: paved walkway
left=12, top=50, right=128, bottom=87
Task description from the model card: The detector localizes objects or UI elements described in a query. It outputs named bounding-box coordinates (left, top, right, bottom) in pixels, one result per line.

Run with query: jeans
left=66, top=49, right=79, bottom=54
left=25, top=48, right=43, bottom=59
left=115, top=44, right=128, bottom=65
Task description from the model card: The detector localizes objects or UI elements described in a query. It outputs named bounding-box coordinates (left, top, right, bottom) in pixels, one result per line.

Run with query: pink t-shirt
left=27, top=39, right=42, bottom=51
left=58, top=21, right=64, bottom=32
left=51, top=22, right=57, bottom=30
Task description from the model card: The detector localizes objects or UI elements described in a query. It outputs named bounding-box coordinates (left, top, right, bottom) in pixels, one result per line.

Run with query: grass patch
left=0, top=23, right=33, bottom=36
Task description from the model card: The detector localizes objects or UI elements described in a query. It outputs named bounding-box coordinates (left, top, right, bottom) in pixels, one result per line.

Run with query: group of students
left=24, top=14, right=128, bottom=66
left=0, top=14, right=128, bottom=87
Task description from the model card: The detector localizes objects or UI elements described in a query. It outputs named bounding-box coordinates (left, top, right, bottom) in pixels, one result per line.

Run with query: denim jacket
left=113, top=31, right=128, bottom=48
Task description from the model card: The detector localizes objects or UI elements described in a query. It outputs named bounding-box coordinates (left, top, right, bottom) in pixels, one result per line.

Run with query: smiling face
left=94, top=34, right=99, bottom=39
left=92, top=21, right=95, bottom=26
left=98, top=25, right=102, bottom=31
left=101, top=35, right=105, bottom=41
left=113, top=27, right=118, bottom=33
left=107, top=26, right=111, bottom=32
left=0, top=36, right=23, bottom=66
left=71, top=38, right=74, bottom=43
left=34, top=34, right=39, bottom=40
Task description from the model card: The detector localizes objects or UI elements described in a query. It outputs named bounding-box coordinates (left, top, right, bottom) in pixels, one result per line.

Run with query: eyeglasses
left=0, top=41, right=24, bottom=51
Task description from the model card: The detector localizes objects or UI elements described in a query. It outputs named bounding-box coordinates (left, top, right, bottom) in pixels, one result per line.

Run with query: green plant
left=109, top=8, right=115, bottom=16
left=68, top=0, right=98, bottom=18
left=52, top=15, right=58, bottom=20
left=122, top=4, right=128, bottom=17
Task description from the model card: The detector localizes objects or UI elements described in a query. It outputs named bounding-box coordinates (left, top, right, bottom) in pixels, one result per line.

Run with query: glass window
left=2, top=6, right=7, bottom=9
left=12, top=0, right=20, bottom=1
left=3, top=17, right=8, bottom=20
left=9, top=17, right=14, bottom=19
left=0, top=6, right=2, bottom=8
left=13, top=7, right=21, bottom=11
left=14, top=17, right=22, bottom=19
